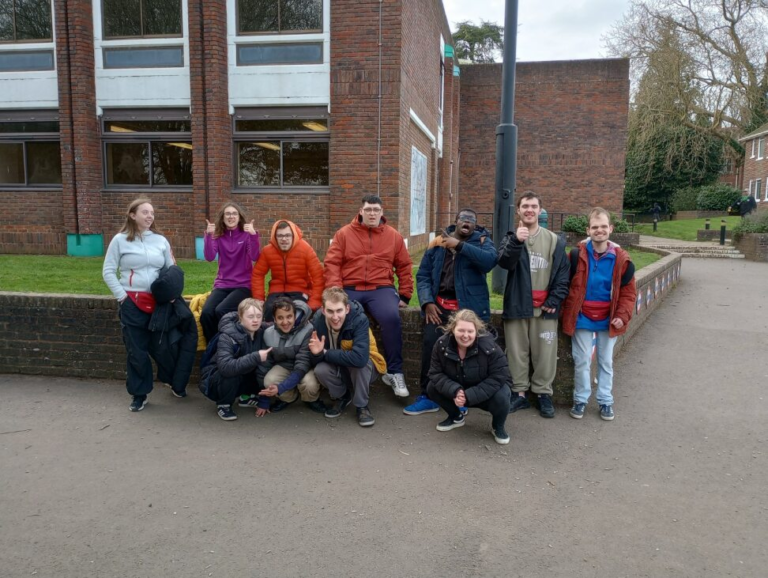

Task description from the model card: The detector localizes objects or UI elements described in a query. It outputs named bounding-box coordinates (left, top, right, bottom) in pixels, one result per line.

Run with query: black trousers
left=427, top=383, right=510, bottom=429
left=419, top=303, right=452, bottom=394
left=201, top=287, right=253, bottom=342
left=203, top=369, right=262, bottom=406
left=119, top=299, right=164, bottom=398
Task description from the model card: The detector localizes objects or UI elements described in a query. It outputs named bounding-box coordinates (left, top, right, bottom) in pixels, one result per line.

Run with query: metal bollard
left=720, top=220, right=726, bottom=246
left=705, top=219, right=710, bottom=230
left=653, top=219, right=657, bottom=232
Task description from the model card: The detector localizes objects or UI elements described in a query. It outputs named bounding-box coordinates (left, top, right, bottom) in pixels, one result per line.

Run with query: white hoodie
left=102, top=230, right=174, bottom=301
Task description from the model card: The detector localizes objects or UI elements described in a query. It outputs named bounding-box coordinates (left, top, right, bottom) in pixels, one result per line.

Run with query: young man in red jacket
left=561, top=208, right=637, bottom=421
left=324, top=195, right=414, bottom=398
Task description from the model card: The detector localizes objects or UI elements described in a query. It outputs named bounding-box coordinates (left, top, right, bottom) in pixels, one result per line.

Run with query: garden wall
left=733, top=234, right=768, bottom=262
left=0, top=252, right=682, bottom=404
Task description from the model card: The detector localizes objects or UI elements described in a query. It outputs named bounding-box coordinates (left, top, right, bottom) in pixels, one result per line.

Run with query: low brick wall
left=0, top=252, right=682, bottom=404
left=733, top=234, right=768, bottom=262
left=673, top=210, right=726, bottom=220
left=696, top=229, right=731, bottom=242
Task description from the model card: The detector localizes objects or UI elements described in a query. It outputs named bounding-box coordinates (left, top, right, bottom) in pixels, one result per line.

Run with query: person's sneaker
left=357, top=406, right=375, bottom=427
left=325, top=391, right=352, bottom=418
left=270, top=399, right=292, bottom=412
left=129, top=396, right=147, bottom=412
left=383, top=372, right=409, bottom=397
left=599, top=404, right=615, bottom=421
left=305, top=399, right=328, bottom=414
left=570, top=402, right=586, bottom=419
left=403, top=394, right=440, bottom=415
left=509, top=394, right=530, bottom=413
left=436, top=414, right=465, bottom=432
left=238, top=395, right=260, bottom=408
left=217, top=405, right=237, bottom=421
left=491, top=425, right=510, bottom=445
left=537, top=394, right=555, bottom=418
left=460, top=406, right=469, bottom=416
left=165, top=383, right=187, bottom=398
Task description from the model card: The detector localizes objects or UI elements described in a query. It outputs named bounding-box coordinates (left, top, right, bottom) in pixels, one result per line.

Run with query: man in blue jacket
left=404, top=209, right=498, bottom=416
left=309, top=288, right=388, bottom=427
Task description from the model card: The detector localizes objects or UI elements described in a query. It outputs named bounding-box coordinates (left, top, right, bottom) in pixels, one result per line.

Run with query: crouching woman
left=427, top=309, right=512, bottom=445
left=200, top=298, right=272, bottom=421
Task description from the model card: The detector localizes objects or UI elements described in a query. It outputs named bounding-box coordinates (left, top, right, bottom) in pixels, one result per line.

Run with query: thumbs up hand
left=205, top=219, right=215, bottom=235
left=516, top=221, right=529, bottom=243
left=244, top=220, right=257, bottom=235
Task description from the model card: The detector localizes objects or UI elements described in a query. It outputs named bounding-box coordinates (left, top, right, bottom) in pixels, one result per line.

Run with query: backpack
left=199, top=333, right=238, bottom=370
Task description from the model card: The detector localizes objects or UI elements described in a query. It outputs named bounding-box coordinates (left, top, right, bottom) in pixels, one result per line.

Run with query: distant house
left=739, top=122, right=768, bottom=210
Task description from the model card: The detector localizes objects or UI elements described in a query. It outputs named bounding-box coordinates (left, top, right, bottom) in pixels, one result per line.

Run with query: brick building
left=739, top=122, right=768, bottom=211
left=458, top=59, right=630, bottom=232
left=0, top=0, right=459, bottom=258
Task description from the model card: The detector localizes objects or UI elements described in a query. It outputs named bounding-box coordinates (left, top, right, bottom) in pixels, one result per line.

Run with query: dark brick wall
left=734, top=233, right=768, bottom=261
left=459, top=59, right=630, bottom=218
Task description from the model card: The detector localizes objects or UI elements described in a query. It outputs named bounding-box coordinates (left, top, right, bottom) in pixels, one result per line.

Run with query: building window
left=756, top=179, right=763, bottom=202
left=233, top=107, right=329, bottom=190
left=236, top=42, right=322, bottom=65
left=102, top=0, right=183, bottom=39
left=237, top=0, right=322, bottom=35
left=0, top=111, right=61, bottom=187
left=751, top=140, right=757, bottom=158
left=102, top=109, right=192, bottom=188
left=0, top=0, right=53, bottom=42
left=759, top=138, right=765, bottom=160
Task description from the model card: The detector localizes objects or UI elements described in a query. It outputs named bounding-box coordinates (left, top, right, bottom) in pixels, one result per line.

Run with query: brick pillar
left=330, top=0, right=403, bottom=234
left=55, top=0, right=103, bottom=237
left=188, top=0, right=231, bottom=233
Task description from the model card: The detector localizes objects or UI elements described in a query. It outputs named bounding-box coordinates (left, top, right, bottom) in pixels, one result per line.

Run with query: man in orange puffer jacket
left=251, top=220, right=325, bottom=322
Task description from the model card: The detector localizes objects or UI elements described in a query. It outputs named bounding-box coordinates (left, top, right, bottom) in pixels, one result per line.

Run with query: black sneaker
left=305, top=399, right=328, bottom=414
left=129, top=396, right=147, bottom=412
left=491, top=425, right=510, bottom=445
left=270, top=399, right=292, bottom=412
left=537, top=394, right=555, bottom=418
left=165, top=383, right=187, bottom=398
left=238, top=395, right=260, bottom=408
left=325, top=391, right=352, bottom=418
left=357, top=406, right=375, bottom=427
left=217, top=405, right=237, bottom=421
left=509, top=394, right=530, bottom=413
left=436, top=414, right=465, bottom=432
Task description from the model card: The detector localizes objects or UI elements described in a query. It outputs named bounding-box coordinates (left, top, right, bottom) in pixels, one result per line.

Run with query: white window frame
left=751, top=140, right=756, bottom=158
left=755, top=179, right=763, bottom=202
left=748, top=180, right=754, bottom=196
left=759, top=138, right=765, bottom=160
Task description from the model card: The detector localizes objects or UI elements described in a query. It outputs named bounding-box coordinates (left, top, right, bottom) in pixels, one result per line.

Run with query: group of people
left=102, top=191, right=637, bottom=446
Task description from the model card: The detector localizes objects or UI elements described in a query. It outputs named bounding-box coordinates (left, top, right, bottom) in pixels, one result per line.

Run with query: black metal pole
left=491, top=0, right=520, bottom=294
left=720, top=220, right=726, bottom=246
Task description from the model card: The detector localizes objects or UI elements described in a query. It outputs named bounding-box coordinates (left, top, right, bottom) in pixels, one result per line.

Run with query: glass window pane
left=26, top=141, right=61, bottom=184
left=0, top=0, right=15, bottom=41
left=15, top=0, right=52, bottom=40
left=237, top=42, right=322, bottom=65
left=0, top=143, right=25, bottom=184
left=238, top=142, right=280, bottom=186
left=280, top=0, right=321, bottom=31
left=106, top=142, right=149, bottom=185
left=0, top=121, right=59, bottom=133
left=103, top=0, right=141, bottom=38
left=142, top=0, right=182, bottom=36
left=151, top=142, right=193, bottom=185
left=105, top=120, right=190, bottom=133
left=282, top=141, right=328, bottom=186
left=238, top=0, right=278, bottom=33
left=0, top=50, right=54, bottom=71
left=103, top=46, right=184, bottom=68
left=235, top=118, right=328, bottom=132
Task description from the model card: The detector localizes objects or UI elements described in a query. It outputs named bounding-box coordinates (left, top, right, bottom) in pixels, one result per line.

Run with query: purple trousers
left=345, top=287, right=403, bottom=374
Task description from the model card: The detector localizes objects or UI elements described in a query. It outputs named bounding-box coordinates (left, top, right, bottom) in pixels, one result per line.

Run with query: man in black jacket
left=497, top=191, right=570, bottom=418
left=309, top=288, right=387, bottom=427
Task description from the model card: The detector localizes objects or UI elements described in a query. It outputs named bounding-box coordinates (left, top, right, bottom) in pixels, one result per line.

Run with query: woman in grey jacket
left=102, top=198, right=175, bottom=412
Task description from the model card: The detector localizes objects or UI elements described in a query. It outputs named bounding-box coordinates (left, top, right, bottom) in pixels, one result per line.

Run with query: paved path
left=1, top=259, right=767, bottom=578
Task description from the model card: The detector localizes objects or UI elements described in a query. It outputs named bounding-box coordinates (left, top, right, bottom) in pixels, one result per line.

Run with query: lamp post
left=491, top=0, right=520, bottom=294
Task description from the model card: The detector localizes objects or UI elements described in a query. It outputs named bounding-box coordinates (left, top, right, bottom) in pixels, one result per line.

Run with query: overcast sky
left=442, top=0, right=631, bottom=62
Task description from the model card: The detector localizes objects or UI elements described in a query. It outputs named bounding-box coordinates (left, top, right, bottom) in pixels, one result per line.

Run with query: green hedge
left=733, top=211, right=768, bottom=241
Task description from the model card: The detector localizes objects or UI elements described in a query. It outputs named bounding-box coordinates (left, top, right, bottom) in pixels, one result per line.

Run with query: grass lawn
left=0, top=247, right=659, bottom=310
left=634, top=216, right=741, bottom=241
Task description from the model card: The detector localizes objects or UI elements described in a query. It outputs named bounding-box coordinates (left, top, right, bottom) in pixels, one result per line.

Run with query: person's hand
left=205, top=219, right=215, bottom=235
left=255, top=407, right=270, bottom=417
left=424, top=303, right=442, bottom=325
left=541, top=305, right=556, bottom=314
left=516, top=221, right=529, bottom=243
left=398, top=300, right=408, bottom=309
left=258, top=347, right=272, bottom=362
left=610, top=318, right=624, bottom=329
left=455, top=390, right=466, bottom=407
left=244, top=220, right=257, bottom=235
left=441, top=235, right=459, bottom=249
left=308, top=331, right=325, bottom=355
left=260, top=384, right=279, bottom=397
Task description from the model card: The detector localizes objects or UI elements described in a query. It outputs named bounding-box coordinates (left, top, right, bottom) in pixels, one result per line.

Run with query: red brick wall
left=742, top=137, right=768, bottom=206
left=459, top=59, right=630, bottom=222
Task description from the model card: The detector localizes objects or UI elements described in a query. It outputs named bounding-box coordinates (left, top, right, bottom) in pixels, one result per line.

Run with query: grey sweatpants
left=314, top=360, right=379, bottom=408
left=503, top=316, right=559, bottom=396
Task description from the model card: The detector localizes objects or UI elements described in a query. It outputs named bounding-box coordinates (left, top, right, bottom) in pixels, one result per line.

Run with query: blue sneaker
left=403, top=394, right=440, bottom=415
left=599, top=404, right=615, bottom=421
left=570, top=402, right=586, bottom=419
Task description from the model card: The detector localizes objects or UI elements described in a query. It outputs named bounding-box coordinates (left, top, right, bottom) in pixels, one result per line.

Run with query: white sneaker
left=383, top=373, right=409, bottom=397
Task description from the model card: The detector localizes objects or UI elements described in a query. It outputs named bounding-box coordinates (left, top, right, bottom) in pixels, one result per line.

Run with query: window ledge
left=101, top=187, right=194, bottom=193
left=0, top=186, right=62, bottom=192
left=234, top=187, right=330, bottom=194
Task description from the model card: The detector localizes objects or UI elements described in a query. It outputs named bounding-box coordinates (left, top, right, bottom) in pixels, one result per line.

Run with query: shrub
left=696, top=184, right=742, bottom=211
left=671, top=186, right=698, bottom=212
left=733, top=211, right=768, bottom=241
left=611, top=213, right=631, bottom=233
left=562, top=215, right=588, bottom=234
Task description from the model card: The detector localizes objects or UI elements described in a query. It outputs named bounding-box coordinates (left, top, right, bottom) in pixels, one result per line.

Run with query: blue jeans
left=571, top=329, right=617, bottom=406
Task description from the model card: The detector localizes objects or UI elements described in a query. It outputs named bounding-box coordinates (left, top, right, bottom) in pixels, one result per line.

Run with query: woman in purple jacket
left=201, top=201, right=261, bottom=342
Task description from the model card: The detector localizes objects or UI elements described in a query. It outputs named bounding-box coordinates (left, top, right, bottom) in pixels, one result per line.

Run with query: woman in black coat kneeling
left=427, top=309, right=511, bottom=445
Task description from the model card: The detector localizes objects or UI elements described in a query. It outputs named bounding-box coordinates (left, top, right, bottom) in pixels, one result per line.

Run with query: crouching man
left=309, top=288, right=388, bottom=427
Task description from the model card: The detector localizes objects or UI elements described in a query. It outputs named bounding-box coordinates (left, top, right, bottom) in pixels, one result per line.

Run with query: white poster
left=410, top=147, right=427, bottom=236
